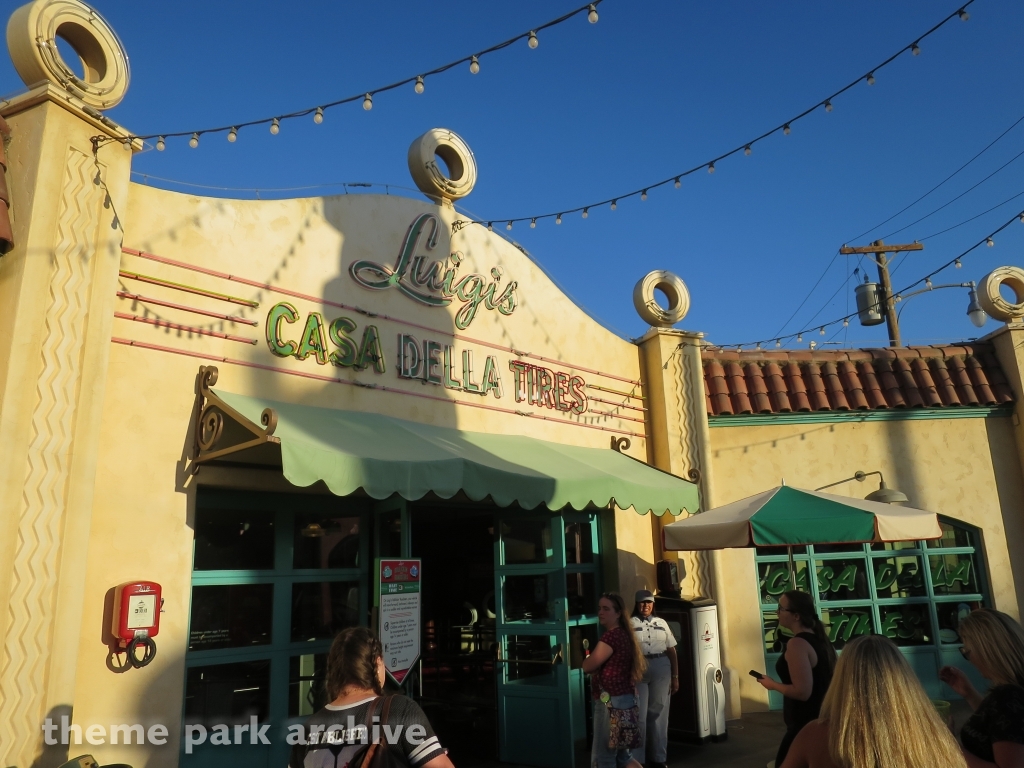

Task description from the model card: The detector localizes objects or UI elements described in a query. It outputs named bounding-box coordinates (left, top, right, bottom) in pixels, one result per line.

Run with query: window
left=184, top=489, right=369, bottom=757
left=755, top=518, right=987, bottom=706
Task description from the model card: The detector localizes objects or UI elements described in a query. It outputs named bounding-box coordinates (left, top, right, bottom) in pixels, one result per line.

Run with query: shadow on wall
left=617, top=548, right=657, bottom=607
left=984, top=417, right=1024, bottom=617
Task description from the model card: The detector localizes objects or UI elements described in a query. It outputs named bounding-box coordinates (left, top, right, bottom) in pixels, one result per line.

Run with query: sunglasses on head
left=959, top=646, right=972, bottom=661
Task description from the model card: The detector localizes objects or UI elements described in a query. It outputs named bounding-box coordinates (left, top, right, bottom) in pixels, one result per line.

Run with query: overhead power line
left=709, top=208, right=1024, bottom=350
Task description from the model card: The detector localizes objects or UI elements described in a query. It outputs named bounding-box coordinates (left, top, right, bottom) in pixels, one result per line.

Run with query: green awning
left=215, top=390, right=698, bottom=516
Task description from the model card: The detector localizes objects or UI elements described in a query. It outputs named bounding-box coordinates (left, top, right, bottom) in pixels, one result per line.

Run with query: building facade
left=1, top=2, right=1024, bottom=767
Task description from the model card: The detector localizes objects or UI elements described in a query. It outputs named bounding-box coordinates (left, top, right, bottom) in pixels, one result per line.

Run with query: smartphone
left=749, top=669, right=764, bottom=680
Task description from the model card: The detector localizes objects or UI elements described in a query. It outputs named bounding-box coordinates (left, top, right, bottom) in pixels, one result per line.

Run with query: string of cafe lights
left=92, top=2, right=602, bottom=151
left=456, top=1, right=976, bottom=233
left=707, top=208, right=1024, bottom=351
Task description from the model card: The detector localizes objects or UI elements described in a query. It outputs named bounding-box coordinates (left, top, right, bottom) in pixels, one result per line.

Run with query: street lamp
left=816, top=470, right=909, bottom=504
left=855, top=279, right=988, bottom=333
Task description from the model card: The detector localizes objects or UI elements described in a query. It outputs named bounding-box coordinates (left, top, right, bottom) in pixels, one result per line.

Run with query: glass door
left=494, top=511, right=600, bottom=767
left=183, top=489, right=369, bottom=767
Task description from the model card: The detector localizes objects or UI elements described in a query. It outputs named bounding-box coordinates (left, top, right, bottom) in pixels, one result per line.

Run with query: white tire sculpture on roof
left=633, top=270, right=690, bottom=327
left=407, top=128, right=478, bottom=201
left=978, top=266, right=1024, bottom=322
left=7, top=0, right=130, bottom=109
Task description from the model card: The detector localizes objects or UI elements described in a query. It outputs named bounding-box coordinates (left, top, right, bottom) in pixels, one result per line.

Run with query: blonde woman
left=781, top=634, right=967, bottom=768
left=939, top=608, right=1024, bottom=768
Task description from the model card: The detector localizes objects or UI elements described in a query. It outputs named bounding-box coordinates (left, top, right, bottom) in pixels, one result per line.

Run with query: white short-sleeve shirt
left=631, top=614, right=678, bottom=655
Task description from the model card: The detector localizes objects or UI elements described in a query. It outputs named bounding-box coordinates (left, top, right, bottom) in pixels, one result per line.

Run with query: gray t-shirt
left=289, top=695, right=444, bottom=768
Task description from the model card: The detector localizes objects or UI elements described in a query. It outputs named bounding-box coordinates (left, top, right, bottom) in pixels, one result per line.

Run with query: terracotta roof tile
left=910, top=358, right=943, bottom=407
left=744, top=363, right=773, bottom=414
left=821, top=362, right=850, bottom=411
left=702, top=343, right=1013, bottom=416
left=804, top=363, right=831, bottom=411
left=784, top=362, right=812, bottom=412
left=837, top=361, right=869, bottom=409
left=724, top=362, right=753, bottom=414
left=763, top=362, right=793, bottom=412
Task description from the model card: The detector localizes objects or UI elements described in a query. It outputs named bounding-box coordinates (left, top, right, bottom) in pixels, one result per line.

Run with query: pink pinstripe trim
left=110, top=336, right=646, bottom=438
left=113, top=313, right=258, bottom=344
left=122, top=246, right=643, bottom=386
left=116, top=291, right=259, bottom=326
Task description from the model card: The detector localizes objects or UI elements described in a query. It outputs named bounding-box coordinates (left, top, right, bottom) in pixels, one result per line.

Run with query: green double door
left=494, top=512, right=601, bottom=768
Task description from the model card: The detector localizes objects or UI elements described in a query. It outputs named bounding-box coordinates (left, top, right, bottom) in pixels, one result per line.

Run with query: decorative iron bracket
left=190, top=365, right=280, bottom=473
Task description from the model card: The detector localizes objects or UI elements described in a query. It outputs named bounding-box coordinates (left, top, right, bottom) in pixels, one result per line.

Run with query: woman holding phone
left=756, top=590, right=836, bottom=767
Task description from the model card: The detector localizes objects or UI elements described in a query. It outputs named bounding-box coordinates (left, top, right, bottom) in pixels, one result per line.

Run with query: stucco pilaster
left=0, top=85, right=133, bottom=766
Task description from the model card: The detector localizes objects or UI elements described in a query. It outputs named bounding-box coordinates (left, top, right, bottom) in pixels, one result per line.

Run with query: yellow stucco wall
left=707, top=414, right=1024, bottom=712
left=64, top=182, right=656, bottom=765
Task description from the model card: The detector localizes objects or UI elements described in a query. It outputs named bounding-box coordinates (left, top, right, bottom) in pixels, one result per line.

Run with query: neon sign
left=348, top=213, right=517, bottom=330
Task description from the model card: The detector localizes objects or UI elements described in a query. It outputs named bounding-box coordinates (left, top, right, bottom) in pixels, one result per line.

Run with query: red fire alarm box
left=112, top=581, right=161, bottom=667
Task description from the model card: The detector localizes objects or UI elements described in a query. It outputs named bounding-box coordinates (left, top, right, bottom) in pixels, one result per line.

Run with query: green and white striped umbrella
left=663, top=485, right=941, bottom=551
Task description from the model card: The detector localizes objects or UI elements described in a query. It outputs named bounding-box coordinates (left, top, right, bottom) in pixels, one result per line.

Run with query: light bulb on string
left=783, top=124, right=791, bottom=135
left=270, top=118, right=280, bottom=135
left=363, top=93, right=373, bottom=110
left=156, top=136, right=166, bottom=151
left=775, top=339, right=782, bottom=348
left=867, top=73, right=876, bottom=85
left=122, top=138, right=132, bottom=151
left=641, top=190, right=648, bottom=201
left=843, top=318, right=850, bottom=327
left=708, top=162, right=715, bottom=174
left=506, top=221, right=513, bottom=231
left=744, top=145, right=752, bottom=156
left=819, top=327, right=826, bottom=336
left=530, top=218, right=537, bottom=228
left=797, top=333, right=803, bottom=342
left=755, top=343, right=762, bottom=351
left=674, top=177, right=681, bottom=188
left=1019, top=213, right=1024, bottom=223
left=958, top=9, right=969, bottom=21
left=469, top=56, right=480, bottom=74
left=824, top=100, right=833, bottom=112
left=987, top=237, right=994, bottom=247
left=314, top=107, right=324, bottom=124
left=912, top=42, right=921, bottom=55
left=189, top=133, right=200, bottom=149
left=610, top=200, right=617, bottom=211
left=926, top=277, right=933, bottom=289
left=414, top=76, right=425, bottom=94
left=487, top=222, right=493, bottom=232
left=588, top=4, right=598, bottom=23
left=955, top=259, right=962, bottom=269
left=528, top=31, right=538, bottom=49
left=227, top=127, right=238, bottom=142
left=582, top=208, right=589, bottom=219
left=556, top=214, right=562, bottom=225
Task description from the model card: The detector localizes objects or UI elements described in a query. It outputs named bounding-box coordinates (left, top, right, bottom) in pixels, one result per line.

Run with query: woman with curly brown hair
left=289, top=626, right=455, bottom=768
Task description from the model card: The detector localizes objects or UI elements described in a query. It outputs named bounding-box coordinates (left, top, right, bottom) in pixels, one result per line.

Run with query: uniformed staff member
left=630, top=590, right=678, bottom=768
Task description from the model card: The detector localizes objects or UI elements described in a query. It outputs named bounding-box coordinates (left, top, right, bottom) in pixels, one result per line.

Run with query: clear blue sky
left=4, top=0, right=1022, bottom=346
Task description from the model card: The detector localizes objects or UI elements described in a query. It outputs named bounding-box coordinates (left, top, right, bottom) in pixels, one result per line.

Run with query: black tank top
left=775, top=631, right=833, bottom=730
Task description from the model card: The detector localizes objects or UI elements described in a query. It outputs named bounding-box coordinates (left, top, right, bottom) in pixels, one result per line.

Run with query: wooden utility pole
left=839, top=240, right=923, bottom=347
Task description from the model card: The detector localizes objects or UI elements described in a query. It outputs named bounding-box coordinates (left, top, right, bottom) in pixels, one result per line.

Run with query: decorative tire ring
left=407, top=128, right=478, bottom=200
left=978, top=266, right=1024, bottom=322
left=633, top=270, right=691, bottom=327
left=7, top=0, right=130, bottom=110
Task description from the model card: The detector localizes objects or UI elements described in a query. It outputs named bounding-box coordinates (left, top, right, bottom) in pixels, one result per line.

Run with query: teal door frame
left=182, top=488, right=370, bottom=767
left=494, top=510, right=601, bottom=768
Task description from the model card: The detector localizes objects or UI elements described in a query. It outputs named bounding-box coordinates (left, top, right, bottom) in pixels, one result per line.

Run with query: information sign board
left=377, top=558, right=421, bottom=684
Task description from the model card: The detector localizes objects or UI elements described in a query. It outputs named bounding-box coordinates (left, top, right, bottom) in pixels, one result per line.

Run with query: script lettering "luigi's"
left=348, top=213, right=518, bottom=330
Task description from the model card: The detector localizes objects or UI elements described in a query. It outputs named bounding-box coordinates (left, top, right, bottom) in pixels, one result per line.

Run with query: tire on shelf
left=633, top=270, right=690, bottom=327
left=407, top=128, right=478, bottom=201
left=978, top=266, right=1024, bottom=322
